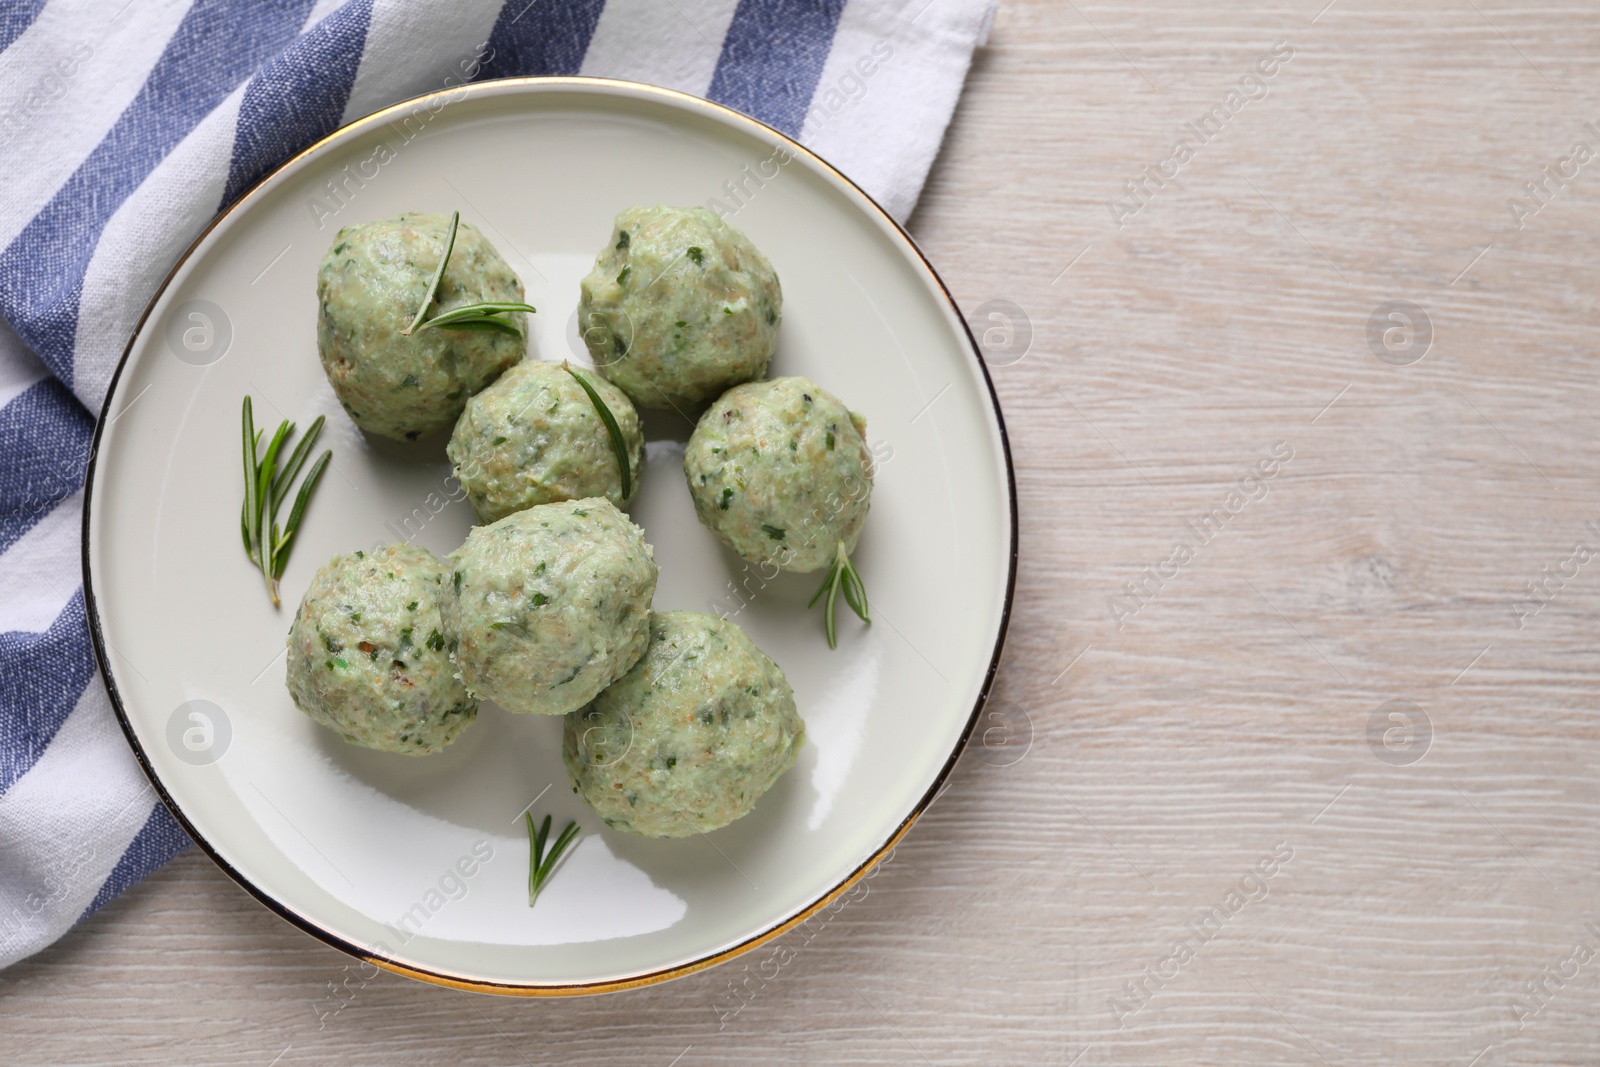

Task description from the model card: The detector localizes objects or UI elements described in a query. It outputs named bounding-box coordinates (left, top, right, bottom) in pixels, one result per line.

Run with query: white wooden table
left=8, top=2, right=1600, bottom=1063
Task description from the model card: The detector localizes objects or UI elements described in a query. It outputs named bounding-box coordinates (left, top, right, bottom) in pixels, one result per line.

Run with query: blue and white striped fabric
left=0, top=0, right=995, bottom=968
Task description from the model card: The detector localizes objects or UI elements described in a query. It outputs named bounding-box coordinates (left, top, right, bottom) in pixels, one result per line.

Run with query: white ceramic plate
left=84, top=78, right=1015, bottom=994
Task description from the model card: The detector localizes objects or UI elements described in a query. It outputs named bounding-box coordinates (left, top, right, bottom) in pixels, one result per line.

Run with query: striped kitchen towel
left=0, top=0, right=995, bottom=969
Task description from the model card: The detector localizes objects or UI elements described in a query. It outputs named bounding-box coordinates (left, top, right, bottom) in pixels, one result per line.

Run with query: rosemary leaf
left=563, top=363, right=633, bottom=500
left=257, top=420, right=291, bottom=540
left=271, top=415, right=324, bottom=513
left=533, top=812, right=551, bottom=865
left=242, top=398, right=260, bottom=565
left=414, top=300, right=537, bottom=338
left=841, top=560, right=870, bottom=622
left=402, top=210, right=459, bottom=335
left=271, top=450, right=330, bottom=583
left=824, top=561, right=841, bottom=649
left=840, top=573, right=862, bottom=620
left=541, top=821, right=582, bottom=883
left=424, top=300, right=539, bottom=319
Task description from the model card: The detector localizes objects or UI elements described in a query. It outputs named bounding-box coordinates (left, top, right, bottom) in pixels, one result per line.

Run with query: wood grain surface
left=9, top=1, right=1600, bottom=1063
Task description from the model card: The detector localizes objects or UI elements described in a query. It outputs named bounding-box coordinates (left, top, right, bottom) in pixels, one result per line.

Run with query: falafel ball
left=683, top=376, right=872, bottom=573
left=318, top=212, right=527, bottom=441
left=447, top=360, right=644, bottom=523
left=285, top=543, right=476, bottom=754
left=443, top=498, right=657, bottom=716
left=563, top=611, right=804, bottom=837
left=578, top=205, right=780, bottom=409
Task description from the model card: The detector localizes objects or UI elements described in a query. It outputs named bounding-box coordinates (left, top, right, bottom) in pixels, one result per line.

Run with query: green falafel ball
left=564, top=611, right=804, bottom=837
left=447, top=359, right=644, bottom=523
left=684, top=376, right=872, bottom=573
left=443, top=498, right=657, bottom=716
left=579, top=205, right=780, bottom=408
left=285, top=543, right=476, bottom=754
left=318, top=212, right=527, bottom=441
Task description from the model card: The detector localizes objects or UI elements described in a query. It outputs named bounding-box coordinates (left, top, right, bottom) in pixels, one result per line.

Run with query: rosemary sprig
left=414, top=300, right=537, bottom=338
left=400, top=210, right=536, bottom=337
left=808, top=541, right=871, bottom=649
left=241, top=396, right=331, bottom=606
left=563, top=363, right=632, bottom=500
left=524, top=812, right=581, bottom=907
left=401, top=210, right=459, bottom=334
